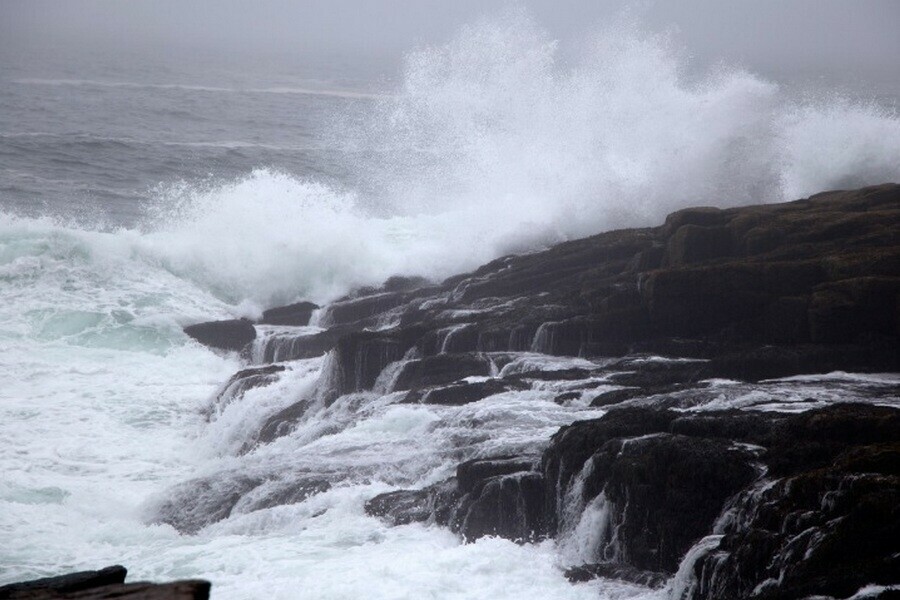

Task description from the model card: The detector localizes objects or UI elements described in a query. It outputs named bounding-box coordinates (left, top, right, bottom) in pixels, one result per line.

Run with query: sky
left=2, top=0, right=899, bottom=85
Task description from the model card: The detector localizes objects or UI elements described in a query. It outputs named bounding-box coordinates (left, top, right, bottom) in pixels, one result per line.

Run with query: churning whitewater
left=1, top=9, right=900, bottom=600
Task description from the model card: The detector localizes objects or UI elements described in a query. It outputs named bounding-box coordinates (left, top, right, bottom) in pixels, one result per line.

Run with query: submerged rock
left=564, top=563, right=668, bottom=588
left=152, top=474, right=263, bottom=534
left=364, top=479, right=460, bottom=527
left=152, top=473, right=331, bottom=534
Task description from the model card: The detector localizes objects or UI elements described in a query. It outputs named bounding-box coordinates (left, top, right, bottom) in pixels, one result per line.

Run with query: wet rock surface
left=0, top=566, right=209, bottom=600
left=183, top=319, right=255, bottom=352
left=169, top=185, right=900, bottom=599
left=259, top=301, right=319, bottom=326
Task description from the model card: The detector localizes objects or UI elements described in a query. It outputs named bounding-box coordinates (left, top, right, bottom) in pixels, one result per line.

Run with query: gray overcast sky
left=2, top=0, right=899, bottom=83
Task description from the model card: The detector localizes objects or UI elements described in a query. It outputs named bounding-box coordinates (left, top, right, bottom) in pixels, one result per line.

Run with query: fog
left=2, top=0, right=899, bottom=87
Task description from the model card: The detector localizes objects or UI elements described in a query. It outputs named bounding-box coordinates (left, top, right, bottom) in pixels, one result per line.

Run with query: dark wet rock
left=329, top=329, right=422, bottom=396
left=407, top=379, right=528, bottom=406
left=364, top=488, right=433, bottom=526
left=553, top=391, right=582, bottom=404
left=809, top=277, right=900, bottom=344
left=449, top=470, right=546, bottom=542
left=542, top=408, right=678, bottom=517
left=563, top=563, right=668, bottom=588
left=669, top=410, right=784, bottom=444
left=536, top=404, right=900, bottom=596
left=762, top=403, right=900, bottom=477
left=529, top=315, right=647, bottom=357
left=366, top=461, right=549, bottom=543
left=703, top=343, right=899, bottom=382
left=606, top=360, right=707, bottom=388
left=419, top=323, right=482, bottom=355
left=589, top=387, right=649, bottom=407
left=225, top=364, right=286, bottom=382
left=259, top=301, right=319, bottom=326
left=475, top=324, right=540, bottom=353
left=391, top=353, right=493, bottom=392
left=318, top=292, right=410, bottom=327
left=178, top=184, right=900, bottom=593
left=254, top=328, right=344, bottom=363
left=0, top=567, right=210, bottom=600
left=689, top=468, right=900, bottom=600
left=663, top=205, right=728, bottom=233
left=662, top=223, right=734, bottom=267
left=7, top=581, right=211, bottom=600
left=382, top=275, right=432, bottom=293
left=183, top=319, right=255, bottom=352
left=585, top=434, right=759, bottom=572
left=0, top=566, right=127, bottom=597
left=286, top=184, right=899, bottom=386
left=365, top=479, right=460, bottom=527
left=456, top=456, right=539, bottom=494
left=504, top=367, right=595, bottom=382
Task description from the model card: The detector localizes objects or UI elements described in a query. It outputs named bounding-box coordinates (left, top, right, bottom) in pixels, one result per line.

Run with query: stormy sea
left=1, top=9, right=899, bottom=600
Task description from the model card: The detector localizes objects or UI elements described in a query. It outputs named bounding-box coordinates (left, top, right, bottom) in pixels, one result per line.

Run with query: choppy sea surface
left=2, top=11, right=900, bottom=599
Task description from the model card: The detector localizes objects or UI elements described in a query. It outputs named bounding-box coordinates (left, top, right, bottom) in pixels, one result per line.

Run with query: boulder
left=183, top=319, right=255, bottom=352
left=564, top=563, right=668, bottom=587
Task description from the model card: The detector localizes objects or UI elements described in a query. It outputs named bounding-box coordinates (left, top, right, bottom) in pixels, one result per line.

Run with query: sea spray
left=134, top=9, right=900, bottom=308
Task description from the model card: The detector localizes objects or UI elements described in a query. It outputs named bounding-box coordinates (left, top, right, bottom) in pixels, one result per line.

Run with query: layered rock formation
left=179, top=184, right=900, bottom=599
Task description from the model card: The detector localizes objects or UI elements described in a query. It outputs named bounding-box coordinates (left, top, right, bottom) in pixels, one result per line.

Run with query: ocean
left=2, top=11, right=899, bottom=600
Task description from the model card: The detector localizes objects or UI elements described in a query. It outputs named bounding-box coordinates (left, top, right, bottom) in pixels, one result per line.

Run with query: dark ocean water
left=0, top=50, right=378, bottom=226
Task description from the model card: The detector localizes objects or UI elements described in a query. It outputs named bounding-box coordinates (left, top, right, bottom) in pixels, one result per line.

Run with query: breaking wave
left=5, top=9, right=900, bottom=311
left=135, top=9, right=900, bottom=307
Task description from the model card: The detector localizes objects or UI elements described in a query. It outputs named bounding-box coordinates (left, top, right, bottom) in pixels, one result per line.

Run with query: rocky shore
left=21, top=185, right=896, bottom=599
